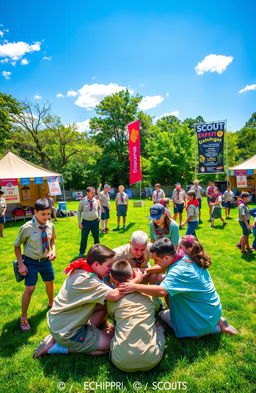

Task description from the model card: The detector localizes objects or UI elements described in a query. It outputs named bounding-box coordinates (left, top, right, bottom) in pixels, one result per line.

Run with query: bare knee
left=97, top=331, right=111, bottom=351
left=24, top=286, right=36, bottom=295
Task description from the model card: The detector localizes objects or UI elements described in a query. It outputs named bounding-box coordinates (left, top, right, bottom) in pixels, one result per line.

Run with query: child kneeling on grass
left=107, top=260, right=165, bottom=372
left=119, top=237, right=238, bottom=338
left=33, top=244, right=124, bottom=358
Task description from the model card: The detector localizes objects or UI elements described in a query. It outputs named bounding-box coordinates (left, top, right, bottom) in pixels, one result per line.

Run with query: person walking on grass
left=209, top=187, right=227, bottom=228
left=115, top=185, right=129, bottom=230
left=223, top=185, right=234, bottom=220
left=14, top=198, right=56, bottom=331
left=190, top=180, right=204, bottom=223
left=181, top=190, right=199, bottom=237
left=206, top=181, right=215, bottom=221
left=172, top=183, right=186, bottom=228
left=97, top=183, right=111, bottom=233
left=236, top=192, right=252, bottom=255
left=0, top=190, right=7, bottom=237
left=78, top=187, right=101, bottom=258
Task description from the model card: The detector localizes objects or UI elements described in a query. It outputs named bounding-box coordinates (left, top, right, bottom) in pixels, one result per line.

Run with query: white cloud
left=239, top=84, right=256, bottom=94
left=0, top=31, right=4, bottom=37
left=195, top=54, right=233, bottom=75
left=67, top=90, right=78, bottom=97
left=56, top=93, right=64, bottom=98
left=165, top=92, right=170, bottom=98
left=34, top=94, right=42, bottom=100
left=0, top=41, right=41, bottom=60
left=74, top=83, right=133, bottom=110
left=42, top=56, right=52, bottom=61
left=21, top=58, right=29, bottom=65
left=2, top=70, right=11, bottom=79
left=0, top=58, right=9, bottom=64
left=75, top=119, right=90, bottom=133
left=159, top=111, right=180, bottom=118
left=138, top=95, right=164, bottom=110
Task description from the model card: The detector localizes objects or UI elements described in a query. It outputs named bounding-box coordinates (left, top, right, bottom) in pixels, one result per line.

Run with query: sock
left=47, top=343, right=68, bottom=354
left=209, top=325, right=221, bottom=334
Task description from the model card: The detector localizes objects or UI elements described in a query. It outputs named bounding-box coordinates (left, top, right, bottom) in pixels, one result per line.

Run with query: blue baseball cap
left=148, top=203, right=165, bottom=220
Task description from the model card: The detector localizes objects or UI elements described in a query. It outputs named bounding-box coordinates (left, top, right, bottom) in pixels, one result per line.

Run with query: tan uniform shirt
left=115, top=192, right=129, bottom=205
left=107, top=292, right=165, bottom=372
left=14, top=216, right=56, bottom=259
left=152, top=189, right=165, bottom=201
left=77, top=197, right=100, bottom=222
left=113, top=243, right=152, bottom=268
left=190, top=185, right=204, bottom=199
left=0, top=197, right=7, bottom=215
left=99, top=191, right=110, bottom=207
left=48, top=269, right=112, bottom=339
left=172, top=189, right=186, bottom=204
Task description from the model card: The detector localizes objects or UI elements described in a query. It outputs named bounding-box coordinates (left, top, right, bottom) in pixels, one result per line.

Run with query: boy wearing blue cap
left=148, top=203, right=179, bottom=248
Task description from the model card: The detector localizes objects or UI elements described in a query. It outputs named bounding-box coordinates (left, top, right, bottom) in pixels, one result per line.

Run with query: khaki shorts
left=52, top=325, right=101, bottom=353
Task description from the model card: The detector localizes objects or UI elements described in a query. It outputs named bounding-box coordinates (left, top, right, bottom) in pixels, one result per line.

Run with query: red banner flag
left=127, top=120, right=142, bottom=185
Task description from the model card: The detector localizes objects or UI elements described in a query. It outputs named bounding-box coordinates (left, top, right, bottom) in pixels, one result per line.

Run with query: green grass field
left=0, top=200, right=255, bottom=393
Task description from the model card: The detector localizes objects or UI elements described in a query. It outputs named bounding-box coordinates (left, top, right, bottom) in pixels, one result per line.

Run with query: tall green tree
left=0, top=92, right=23, bottom=153
left=236, top=113, right=256, bottom=160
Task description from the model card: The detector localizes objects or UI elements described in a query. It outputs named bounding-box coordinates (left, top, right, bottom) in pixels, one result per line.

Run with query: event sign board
left=20, top=178, right=31, bottom=185
left=0, top=178, right=20, bottom=203
left=195, top=121, right=225, bottom=174
left=47, top=176, right=62, bottom=196
left=236, top=170, right=247, bottom=188
left=127, top=120, right=142, bottom=185
left=34, top=177, right=44, bottom=184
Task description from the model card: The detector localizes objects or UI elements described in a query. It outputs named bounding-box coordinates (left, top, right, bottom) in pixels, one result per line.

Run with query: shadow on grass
left=37, top=331, right=221, bottom=383
left=0, top=308, right=48, bottom=357
left=241, top=253, right=255, bottom=262
left=118, top=223, right=135, bottom=233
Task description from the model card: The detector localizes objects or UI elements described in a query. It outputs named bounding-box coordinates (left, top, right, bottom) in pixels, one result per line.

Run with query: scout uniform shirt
left=190, top=185, right=204, bottom=199
left=187, top=204, right=199, bottom=222
left=99, top=191, right=110, bottom=208
left=223, top=190, right=234, bottom=202
left=107, top=292, right=165, bottom=372
left=115, top=192, right=129, bottom=205
left=152, top=188, right=165, bottom=201
left=14, top=216, right=56, bottom=259
left=48, top=269, right=112, bottom=341
left=77, top=196, right=100, bottom=222
left=238, top=202, right=251, bottom=221
left=0, top=196, right=7, bottom=215
left=172, top=189, right=186, bottom=204
left=113, top=243, right=152, bottom=269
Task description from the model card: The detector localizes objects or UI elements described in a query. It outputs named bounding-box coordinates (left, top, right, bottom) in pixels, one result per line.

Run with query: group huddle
left=13, top=186, right=240, bottom=372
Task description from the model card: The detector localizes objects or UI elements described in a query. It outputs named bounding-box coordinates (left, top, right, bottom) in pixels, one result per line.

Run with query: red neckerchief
left=238, top=200, right=248, bottom=208
left=120, top=193, right=124, bottom=203
left=64, top=258, right=100, bottom=278
left=213, top=193, right=221, bottom=202
left=186, top=199, right=199, bottom=210
left=155, top=226, right=163, bottom=237
left=208, top=187, right=215, bottom=197
left=156, top=190, right=159, bottom=198
left=172, top=249, right=185, bottom=265
left=176, top=188, right=181, bottom=200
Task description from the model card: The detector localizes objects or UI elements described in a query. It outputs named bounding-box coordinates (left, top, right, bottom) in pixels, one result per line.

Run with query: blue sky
left=1, top=0, right=255, bottom=132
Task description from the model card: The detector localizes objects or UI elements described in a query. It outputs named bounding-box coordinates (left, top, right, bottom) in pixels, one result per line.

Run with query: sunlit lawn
left=0, top=199, right=255, bottom=393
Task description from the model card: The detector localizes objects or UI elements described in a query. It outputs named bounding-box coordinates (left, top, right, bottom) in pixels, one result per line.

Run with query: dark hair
left=241, top=192, right=250, bottom=199
left=162, top=197, right=170, bottom=207
left=0, top=190, right=4, bottom=195
left=110, top=260, right=133, bottom=283
left=153, top=214, right=170, bottom=234
left=87, top=187, right=95, bottom=193
left=179, top=235, right=211, bottom=269
left=87, top=244, right=115, bottom=265
left=34, top=198, right=51, bottom=211
left=187, top=190, right=196, bottom=199
left=214, top=187, right=220, bottom=192
left=150, top=238, right=176, bottom=257
left=155, top=183, right=161, bottom=187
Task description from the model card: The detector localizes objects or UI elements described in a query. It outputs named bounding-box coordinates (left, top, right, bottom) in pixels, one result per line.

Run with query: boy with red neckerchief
left=33, top=244, right=129, bottom=358
left=237, top=192, right=252, bottom=255
left=181, top=191, right=199, bottom=236
left=209, top=187, right=227, bottom=228
left=206, top=181, right=215, bottom=221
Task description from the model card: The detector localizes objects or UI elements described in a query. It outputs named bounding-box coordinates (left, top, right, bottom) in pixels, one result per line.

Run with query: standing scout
left=209, top=187, right=227, bottom=228
left=206, top=181, right=215, bottom=221
left=152, top=183, right=165, bottom=203
left=14, top=198, right=56, bottom=331
left=97, top=183, right=111, bottom=233
left=115, top=185, right=129, bottom=230
left=223, top=185, right=234, bottom=220
left=181, top=190, right=199, bottom=237
left=190, top=180, right=204, bottom=224
left=172, top=183, right=186, bottom=227
left=78, top=187, right=101, bottom=258
left=0, top=190, right=7, bottom=237
left=237, top=192, right=252, bottom=255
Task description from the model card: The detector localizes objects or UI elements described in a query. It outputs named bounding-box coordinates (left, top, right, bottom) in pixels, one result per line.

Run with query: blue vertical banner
left=195, top=121, right=225, bottom=174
